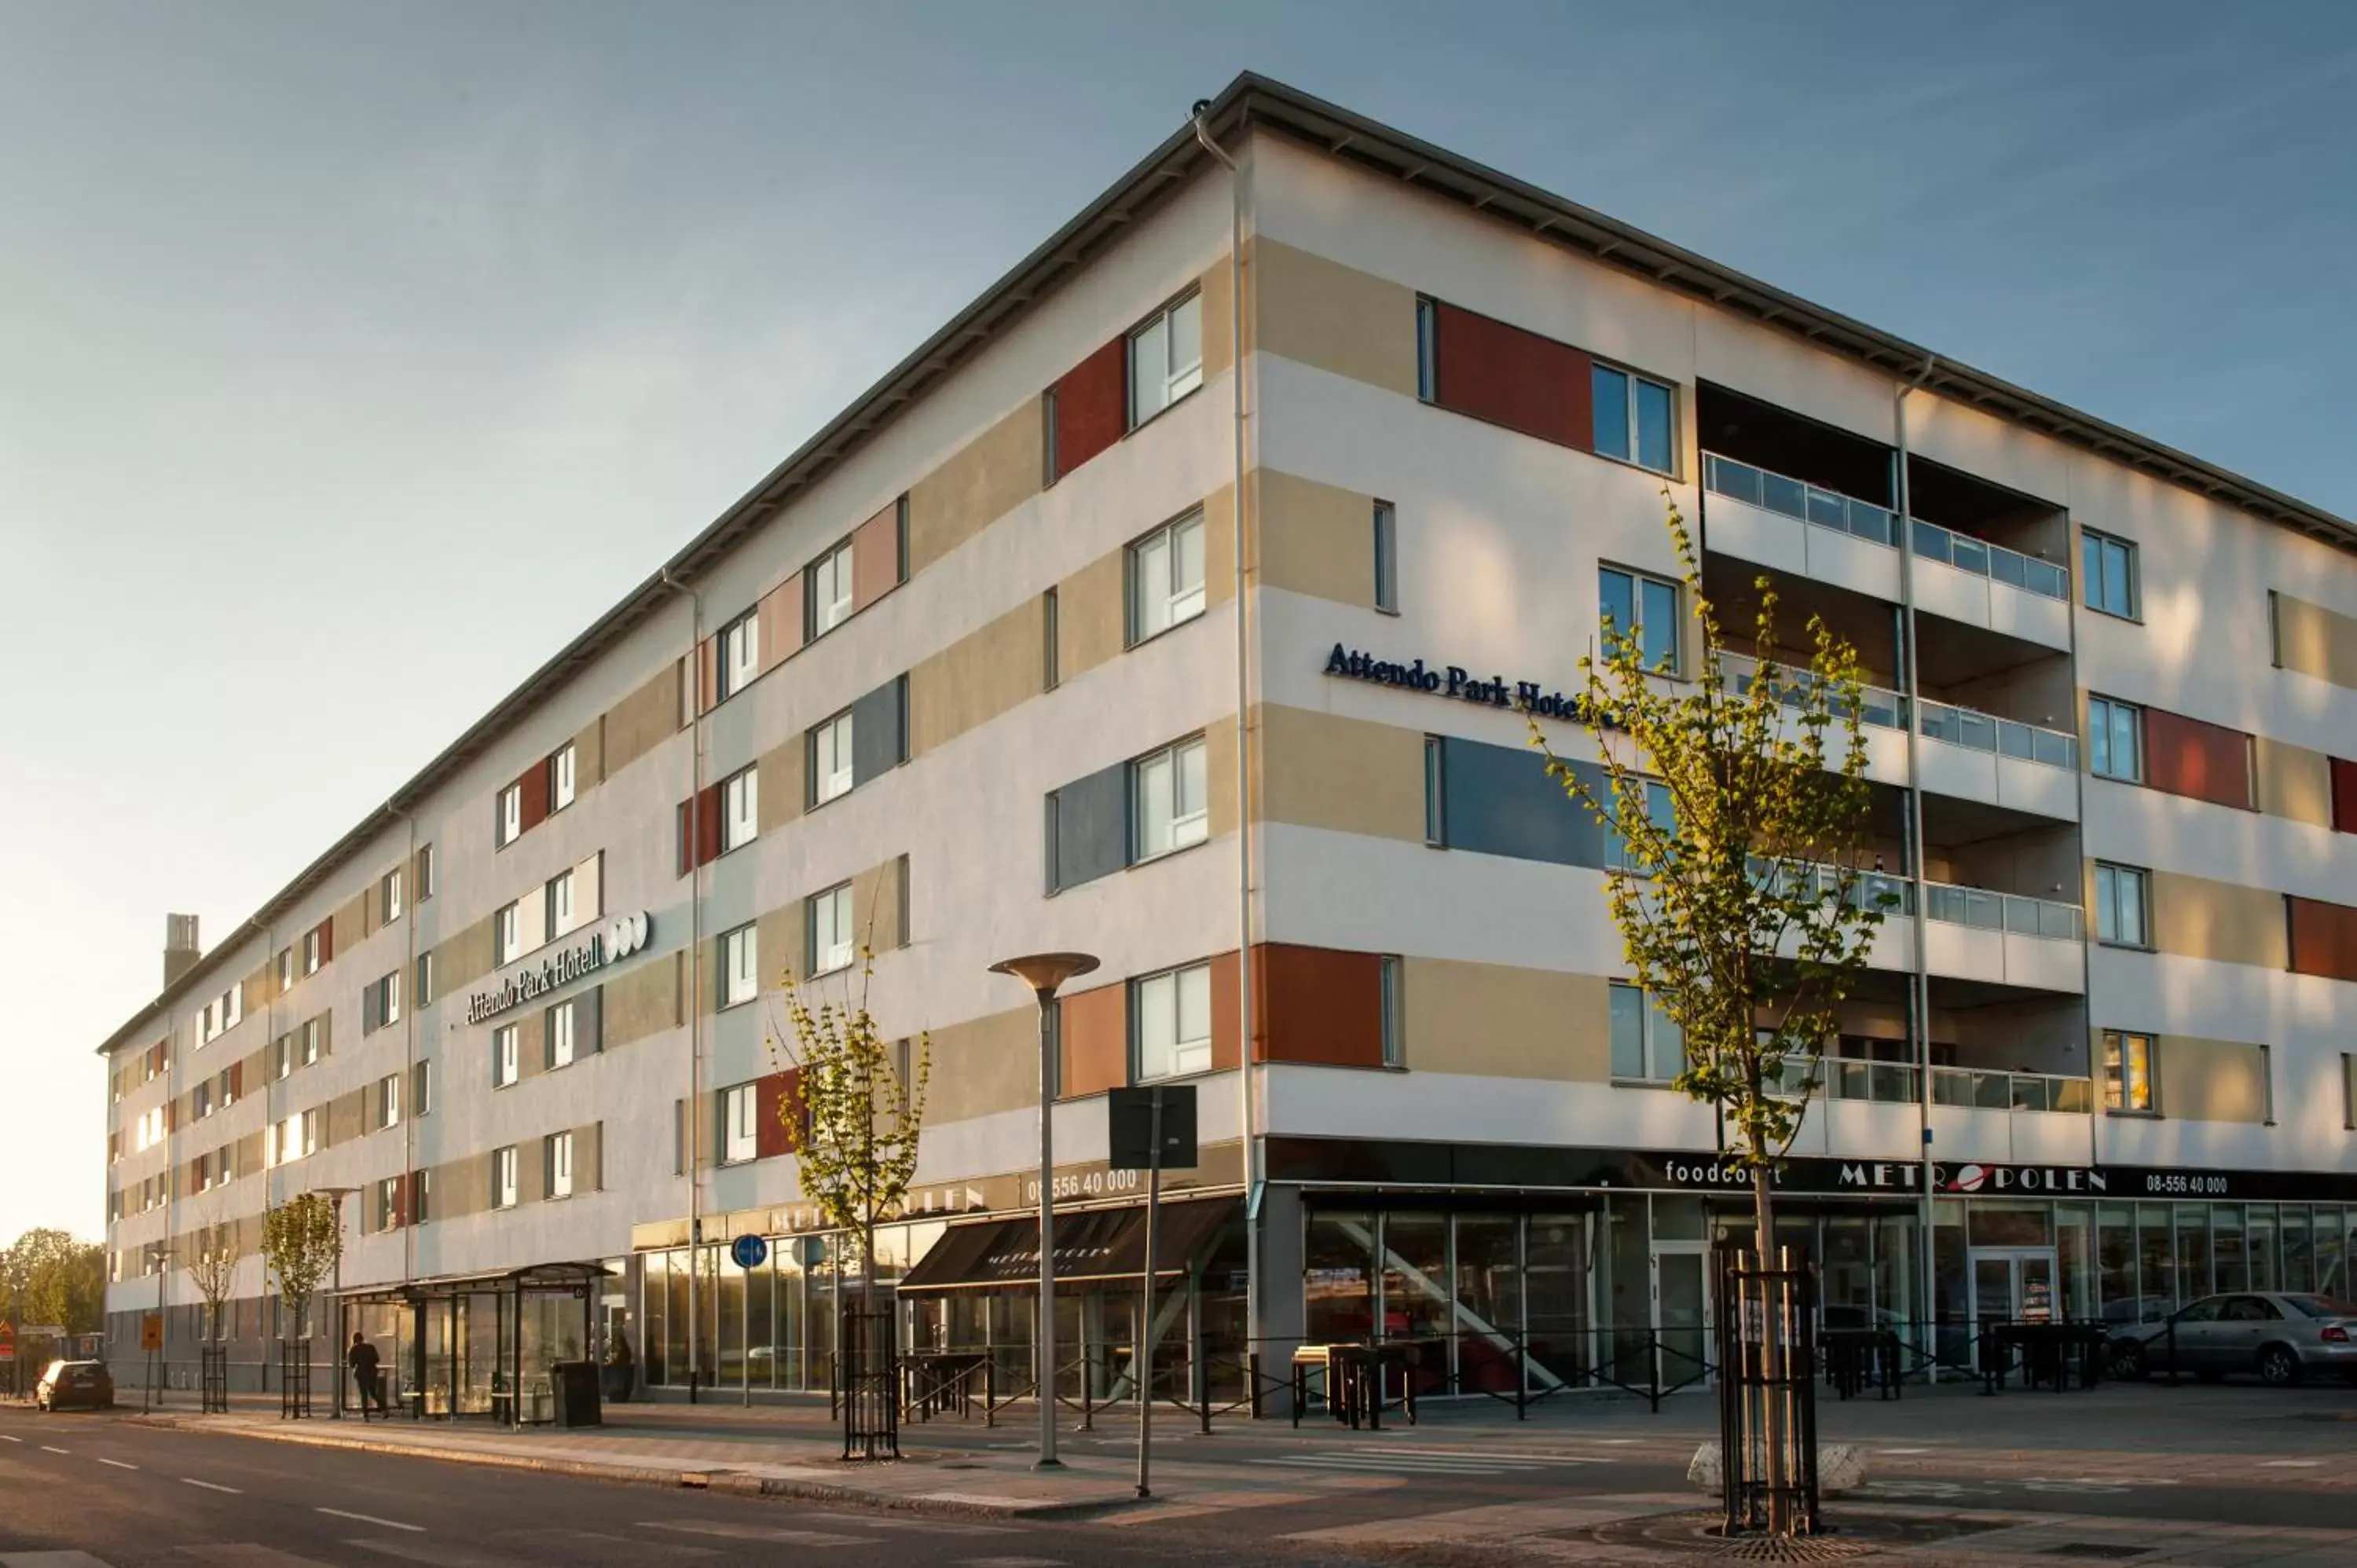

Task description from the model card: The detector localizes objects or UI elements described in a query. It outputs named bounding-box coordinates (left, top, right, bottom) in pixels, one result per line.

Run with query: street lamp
left=988, top=951, right=1098, bottom=1470
left=315, top=1187, right=358, bottom=1420
left=145, top=1243, right=174, bottom=1412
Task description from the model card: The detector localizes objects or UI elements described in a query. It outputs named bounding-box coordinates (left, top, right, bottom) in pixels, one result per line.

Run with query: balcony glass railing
left=1748, top=857, right=1915, bottom=916
left=1823, top=1058, right=1921, bottom=1105
left=1916, top=700, right=2079, bottom=771
left=1717, top=654, right=1908, bottom=731
left=1702, top=452, right=2070, bottom=603
left=1923, top=881, right=2083, bottom=942
left=1932, top=1067, right=2093, bottom=1115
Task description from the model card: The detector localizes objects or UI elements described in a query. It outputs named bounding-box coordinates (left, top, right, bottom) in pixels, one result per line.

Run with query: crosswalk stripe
left=0, top=1552, right=116, bottom=1567
left=185, top=1546, right=343, bottom=1566
left=641, top=1522, right=868, bottom=1546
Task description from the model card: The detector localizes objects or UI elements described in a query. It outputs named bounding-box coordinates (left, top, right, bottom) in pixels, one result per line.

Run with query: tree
left=260, top=1194, right=342, bottom=1349
left=4, top=1229, right=102, bottom=1335
left=1541, top=489, right=1895, bottom=1533
left=189, top=1224, right=240, bottom=1343
left=768, top=940, right=929, bottom=1456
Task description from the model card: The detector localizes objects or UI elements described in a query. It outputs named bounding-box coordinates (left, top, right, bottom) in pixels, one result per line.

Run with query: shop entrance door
left=1651, top=1244, right=1713, bottom=1390
left=1969, top=1247, right=2057, bottom=1367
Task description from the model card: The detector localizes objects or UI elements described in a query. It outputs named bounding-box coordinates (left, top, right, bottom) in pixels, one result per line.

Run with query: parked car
left=34, top=1360, right=115, bottom=1412
left=2109, top=1293, right=2357, bottom=1386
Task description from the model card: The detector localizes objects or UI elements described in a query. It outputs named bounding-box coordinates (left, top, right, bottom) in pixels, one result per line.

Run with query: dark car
left=35, top=1359, right=115, bottom=1412
left=2109, top=1293, right=2357, bottom=1386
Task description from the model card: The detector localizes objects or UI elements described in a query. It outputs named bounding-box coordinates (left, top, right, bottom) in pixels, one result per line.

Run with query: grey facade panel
left=1050, top=761, right=1129, bottom=892
left=1440, top=737, right=1605, bottom=868
left=852, top=675, right=907, bottom=785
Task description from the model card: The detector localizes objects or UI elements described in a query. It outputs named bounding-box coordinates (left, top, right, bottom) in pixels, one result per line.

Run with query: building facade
left=98, top=76, right=2357, bottom=1412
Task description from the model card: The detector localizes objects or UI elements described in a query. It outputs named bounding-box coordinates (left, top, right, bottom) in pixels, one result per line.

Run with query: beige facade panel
left=604, top=661, right=684, bottom=779
left=920, top=1006, right=1039, bottom=1125
left=907, top=401, right=1046, bottom=574
left=754, top=905, right=797, bottom=993
left=575, top=1122, right=604, bottom=1193
left=850, top=855, right=908, bottom=954
left=757, top=732, right=806, bottom=833
left=604, top=951, right=684, bottom=1050
left=1205, top=716, right=1239, bottom=841
left=908, top=596, right=1047, bottom=755
left=1056, top=548, right=1127, bottom=681
left=1256, top=704, right=1428, bottom=843
left=332, top=890, right=372, bottom=953
left=1253, top=237, right=1418, bottom=397
left=1402, top=958, right=1610, bottom=1080
left=514, top=1009, right=548, bottom=1082
left=2150, top=870, right=2288, bottom=970
left=2155, top=1035, right=2270, bottom=1123
left=2273, top=592, right=2357, bottom=690
left=326, top=1088, right=364, bottom=1149
left=434, top=914, right=498, bottom=995
left=1203, top=483, right=1238, bottom=609
left=574, top=714, right=607, bottom=789
left=2254, top=734, right=2334, bottom=829
left=1197, top=252, right=1243, bottom=383
left=1259, top=468, right=1384, bottom=610
left=438, top=1152, right=491, bottom=1222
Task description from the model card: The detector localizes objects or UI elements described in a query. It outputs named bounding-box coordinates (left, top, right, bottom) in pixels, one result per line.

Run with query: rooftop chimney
left=164, top=914, right=201, bottom=988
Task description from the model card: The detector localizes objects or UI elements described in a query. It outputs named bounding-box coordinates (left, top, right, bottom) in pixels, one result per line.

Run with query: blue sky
left=2, top=1, right=2351, bottom=1240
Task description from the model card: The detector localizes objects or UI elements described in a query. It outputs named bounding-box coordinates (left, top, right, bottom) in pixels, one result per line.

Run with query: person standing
left=347, top=1332, right=387, bottom=1420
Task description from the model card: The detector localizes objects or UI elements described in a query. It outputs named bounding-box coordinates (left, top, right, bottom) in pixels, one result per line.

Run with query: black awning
left=900, top=1196, right=1239, bottom=1295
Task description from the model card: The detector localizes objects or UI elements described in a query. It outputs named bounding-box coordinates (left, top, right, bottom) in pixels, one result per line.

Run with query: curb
left=129, top=1414, right=1139, bottom=1520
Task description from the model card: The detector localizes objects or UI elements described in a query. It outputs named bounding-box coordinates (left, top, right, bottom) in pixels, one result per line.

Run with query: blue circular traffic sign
left=730, top=1233, right=768, bottom=1269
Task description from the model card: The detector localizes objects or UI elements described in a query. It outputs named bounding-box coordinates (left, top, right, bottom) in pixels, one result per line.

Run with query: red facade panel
left=1050, top=338, right=1127, bottom=482
left=2332, top=755, right=2357, bottom=833
left=676, top=785, right=724, bottom=875
left=1056, top=982, right=1129, bottom=1099
left=1255, top=944, right=1387, bottom=1068
left=2287, top=896, right=2357, bottom=983
left=517, top=758, right=552, bottom=833
left=851, top=498, right=904, bottom=612
left=1433, top=301, right=1593, bottom=451
left=2144, top=707, right=2254, bottom=811
left=315, top=918, right=334, bottom=966
left=754, top=1070, right=803, bottom=1160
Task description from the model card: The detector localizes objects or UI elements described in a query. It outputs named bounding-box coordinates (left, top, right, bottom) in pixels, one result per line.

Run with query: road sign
left=730, top=1233, right=768, bottom=1270
left=1108, top=1084, right=1197, bottom=1171
left=140, top=1313, right=163, bottom=1352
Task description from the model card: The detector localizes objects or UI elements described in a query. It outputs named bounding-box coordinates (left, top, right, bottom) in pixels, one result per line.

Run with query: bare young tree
left=260, top=1194, right=341, bottom=1354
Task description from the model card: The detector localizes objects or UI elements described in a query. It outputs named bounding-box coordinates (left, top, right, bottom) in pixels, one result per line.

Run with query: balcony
left=1702, top=454, right=2072, bottom=651
left=1720, top=657, right=2080, bottom=820
left=1751, top=860, right=2084, bottom=993
left=1788, top=1061, right=2094, bottom=1164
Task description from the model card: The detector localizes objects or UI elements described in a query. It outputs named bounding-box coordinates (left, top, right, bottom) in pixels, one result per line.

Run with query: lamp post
left=315, top=1187, right=358, bottom=1420
left=988, top=951, right=1098, bottom=1470
left=146, top=1243, right=173, bottom=1412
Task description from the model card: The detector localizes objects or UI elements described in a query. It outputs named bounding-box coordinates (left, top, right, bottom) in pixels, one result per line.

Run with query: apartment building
left=98, top=75, right=2357, bottom=1409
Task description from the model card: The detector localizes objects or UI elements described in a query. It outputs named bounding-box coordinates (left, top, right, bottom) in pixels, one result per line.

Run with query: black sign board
left=1109, top=1085, right=1197, bottom=1172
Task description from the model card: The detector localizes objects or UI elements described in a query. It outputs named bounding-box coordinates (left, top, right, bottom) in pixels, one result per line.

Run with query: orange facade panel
left=1058, top=981, right=1128, bottom=1099
left=2145, top=707, right=2254, bottom=811
left=1050, top=338, right=1127, bottom=482
left=1432, top=300, right=1593, bottom=452
left=851, top=499, right=905, bottom=613
left=2287, top=895, right=2357, bottom=983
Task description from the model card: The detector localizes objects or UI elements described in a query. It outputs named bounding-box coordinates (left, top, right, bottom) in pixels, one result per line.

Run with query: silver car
left=2110, top=1292, right=2357, bottom=1387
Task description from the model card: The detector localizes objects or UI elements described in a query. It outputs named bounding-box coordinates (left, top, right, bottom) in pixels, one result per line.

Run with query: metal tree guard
left=839, top=1302, right=899, bottom=1460
left=1714, top=1245, right=1821, bottom=1540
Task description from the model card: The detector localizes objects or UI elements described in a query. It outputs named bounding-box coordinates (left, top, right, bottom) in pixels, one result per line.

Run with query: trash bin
left=550, top=1361, right=603, bottom=1428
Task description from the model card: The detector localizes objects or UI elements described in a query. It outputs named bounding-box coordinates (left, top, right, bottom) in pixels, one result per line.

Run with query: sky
left=2, top=0, right=2352, bottom=1244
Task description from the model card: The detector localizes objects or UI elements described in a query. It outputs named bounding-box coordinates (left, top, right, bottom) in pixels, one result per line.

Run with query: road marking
left=346, top=1542, right=507, bottom=1566
left=39, top=1445, right=71, bottom=1454
left=1252, top=1450, right=1591, bottom=1475
left=955, top=1559, right=1064, bottom=1567
left=2262, top=1459, right=2326, bottom=1468
left=805, top=1515, right=1014, bottom=1536
left=320, top=1508, right=425, bottom=1532
left=97, top=1456, right=137, bottom=1470
left=0, top=1551, right=118, bottom=1566
left=183, top=1477, right=243, bottom=1493
left=186, top=1547, right=347, bottom=1566
left=0, top=1434, right=20, bottom=1442
left=641, top=1522, right=867, bottom=1545
left=1877, top=1447, right=1930, bottom=1454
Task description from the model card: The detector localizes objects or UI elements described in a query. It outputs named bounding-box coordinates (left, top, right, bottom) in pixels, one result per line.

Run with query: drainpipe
left=1893, top=354, right=1937, bottom=1374
left=1191, top=101, right=1259, bottom=1369
left=659, top=569, right=706, bottom=1401
left=391, top=806, right=417, bottom=1293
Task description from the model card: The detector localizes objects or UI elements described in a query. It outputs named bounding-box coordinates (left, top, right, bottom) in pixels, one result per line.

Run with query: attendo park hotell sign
left=466, top=911, right=653, bottom=1025
left=1323, top=643, right=1584, bottom=720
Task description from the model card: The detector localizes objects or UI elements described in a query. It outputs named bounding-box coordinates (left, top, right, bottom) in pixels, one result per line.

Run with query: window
left=811, top=710, right=855, bottom=806
left=1380, top=955, right=1404, bottom=1068
left=546, top=870, right=575, bottom=936
left=1598, top=566, right=1681, bottom=673
left=415, top=951, right=434, bottom=1009
left=1610, top=982, right=1688, bottom=1083
left=551, top=742, right=577, bottom=811
left=216, top=1066, right=236, bottom=1109
left=808, top=882, right=854, bottom=976
left=497, top=782, right=522, bottom=846
left=718, top=610, right=760, bottom=698
left=1414, top=295, right=1439, bottom=401
left=548, top=1000, right=576, bottom=1068
left=277, top=947, right=294, bottom=991
left=417, top=844, right=435, bottom=901
left=1127, top=290, right=1203, bottom=426
left=2260, top=1044, right=2275, bottom=1126
left=493, top=1146, right=519, bottom=1209
left=1602, top=779, right=1677, bottom=875
left=2344, top=1053, right=2355, bottom=1130
left=2102, top=1030, right=2156, bottom=1114
left=380, top=867, right=403, bottom=923
left=808, top=540, right=854, bottom=639
left=493, top=1024, right=519, bottom=1088
left=413, top=1059, right=433, bottom=1117
left=1133, top=736, right=1208, bottom=862
left=363, top=970, right=401, bottom=1035
left=302, top=928, right=322, bottom=976
left=724, top=1083, right=758, bottom=1164
left=1424, top=735, right=1446, bottom=846
left=547, top=1130, right=574, bottom=1199
left=215, top=1142, right=233, bottom=1182
left=495, top=900, right=522, bottom=965
left=2081, top=529, right=2139, bottom=619
left=412, top=1169, right=432, bottom=1225
left=273, top=1035, right=293, bottom=1082
left=722, top=766, right=758, bottom=852
left=374, top=1176, right=402, bottom=1232
left=300, top=1107, right=319, bottom=1156
left=376, top=1072, right=401, bottom=1130
left=2095, top=863, right=2151, bottom=947
left=723, top=923, right=759, bottom=1008
left=1134, top=961, right=1213, bottom=1082
left=2088, top=696, right=2144, bottom=782
left=1127, top=509, right=1206, bottom=644
left=1593, top=362, right=1676, bottom=474
left=1373, top=500, right=1399, bottom=614
left=1043, top=587, right=1060, bottom=691
left=193, top=1079, right=213, bottom=1120
left=300, top=1017, right=321, bottom=1066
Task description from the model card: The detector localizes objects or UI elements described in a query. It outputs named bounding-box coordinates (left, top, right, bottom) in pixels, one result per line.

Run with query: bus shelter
left=335, top=1262, right=608, bottom=1424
